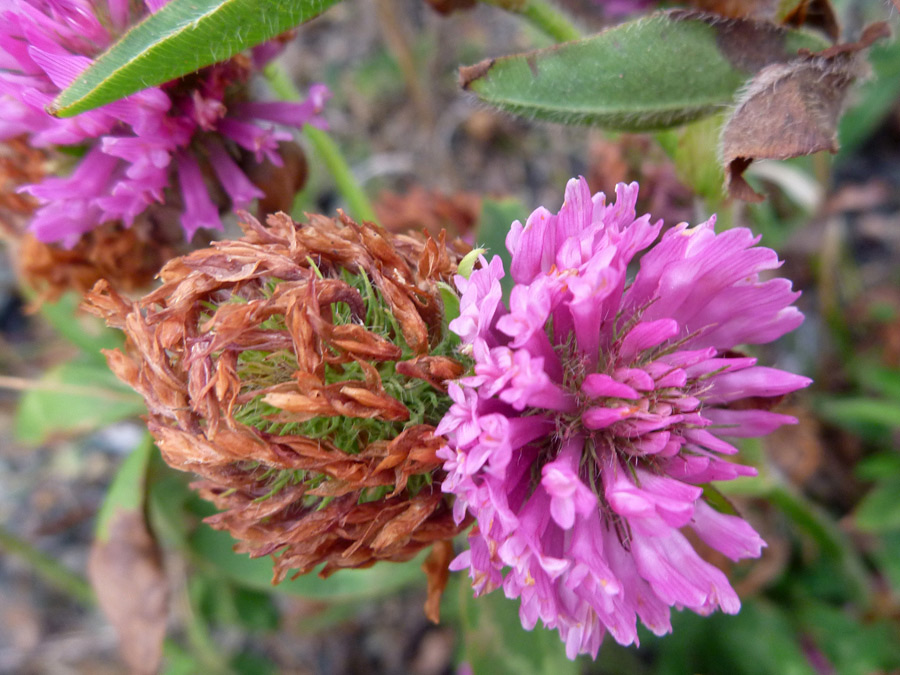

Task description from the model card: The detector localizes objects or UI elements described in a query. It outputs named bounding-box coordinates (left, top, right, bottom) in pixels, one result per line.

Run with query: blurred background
left=2, top=0, right=900, bottom=673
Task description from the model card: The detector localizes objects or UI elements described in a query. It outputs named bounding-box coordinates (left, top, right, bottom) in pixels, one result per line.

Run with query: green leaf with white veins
left=50, top=0, right=342, bottom=117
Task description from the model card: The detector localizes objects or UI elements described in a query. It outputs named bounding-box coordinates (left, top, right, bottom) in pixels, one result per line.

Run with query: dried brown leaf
left=88, top=511, right=168, bottom=675
left=422, top=540, right=454, bottom=623
left=375, top=187, right=480, bottom=239
left=396, top=355, right=465, bottom=392
left=722, top=23, right=889, bottom=201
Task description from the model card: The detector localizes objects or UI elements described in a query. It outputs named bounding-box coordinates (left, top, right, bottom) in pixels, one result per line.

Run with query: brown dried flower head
left=85, top=210, right=471, bottom=611
left=0, top=137, right=188, bottom=302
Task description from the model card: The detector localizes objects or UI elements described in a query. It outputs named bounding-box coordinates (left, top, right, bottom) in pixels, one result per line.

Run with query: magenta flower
left=437, top=177, right=811, bottom=659
left=0, top=0, right=329, bottom=246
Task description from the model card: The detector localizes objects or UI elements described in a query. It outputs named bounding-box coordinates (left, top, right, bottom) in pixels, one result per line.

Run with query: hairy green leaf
left=461, top=11, right=829, bottom=131
left=51, top=0, right=341, bottom=117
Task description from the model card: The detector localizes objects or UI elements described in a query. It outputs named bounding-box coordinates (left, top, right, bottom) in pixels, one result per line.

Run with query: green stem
left=0, top=523, right=95, bottom=607
left=303, top=125, right=378, bottom=223
left=483, top=0, right=582, bottom=43
left=182, top=578, right=233, bottom=674
left=262, top=63, right=378, bottom=224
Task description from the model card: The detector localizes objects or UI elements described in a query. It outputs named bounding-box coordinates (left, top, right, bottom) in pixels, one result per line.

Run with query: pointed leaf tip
left=51, top=0, right=343, bottom=117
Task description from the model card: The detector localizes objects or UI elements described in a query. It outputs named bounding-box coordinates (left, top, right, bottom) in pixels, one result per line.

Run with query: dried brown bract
left=0, top=137, right=43, bottom=234
left=85, top=210, right=471, bottom=603
left=376, top=186, right=481, bottom=240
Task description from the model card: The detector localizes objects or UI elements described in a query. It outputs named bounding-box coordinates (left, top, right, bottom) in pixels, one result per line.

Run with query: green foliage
left=463, top=13, right=828, bottom=131
left=655, top=114, right=726, bottom=209
left=14, top=292, right=142, bottom=444
left=855, top=475, right=900, bottom=533
left=231, top=651, right=280, bottom=675
left=817, top=397, right=900, bottom=435
left=193, top=576, right=281, bottom=633
left=795, top=602, right=900, bottom=675
left=35, top=292, right=124, bottom=359
left=838, top=36, right=900, bottom=157
left=476, top=197, right=526, bottom=302
left=655, top=600, right=816, bottom=675
left=161, top=643, right=205, bottom=675
left=14, top=359, right=146, bottom=444
left=189, top=521, right=427, bottom=600
left=456, top=248, right=487, bottom=281
left=456, top=582, right=579, bottom=675
left=95, top=433, right=154, bottom=541
left=51, top=0, right=343, bottom=117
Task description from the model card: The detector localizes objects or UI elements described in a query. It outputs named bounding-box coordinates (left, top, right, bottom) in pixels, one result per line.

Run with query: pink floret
left=438, top=177, right=811, bottom=658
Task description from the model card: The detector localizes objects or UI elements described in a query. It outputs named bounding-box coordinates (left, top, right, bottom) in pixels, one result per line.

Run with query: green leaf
left=855, top=451, right=900, bottom=482
left=461, top=11, right=829, bottom=131
left=51, top=0, right=342, bottom=117
left=657, top=600, right=816, bottom=675
left=456, top=584, right=578, bottom=675
left=872, top=532, right=900, bottom=593
left=655, top=113, right=727, bottom=208
left=476, top=197, right=526, bottom=303
left=817, top=397, right=900, bottom=433
left=14, top=360, right=146, bottom=444
left=796, top=601, right=900, bottom=675
left=457, top=248, right=487, bottom=280
left=192, top=575, right=280, bottom=632
left=231, top=651, right=279, bottom=675
left=857, top=364, right=900, bottom=401
left=162, top=642, right=204, bottom=675
left=439, top=282, right=461, bottom=326
left=34, top=292, right=124, bottom=360
left=855, top=475, right=900, bottom=533
left=838, top=36, right=900, bottom=156
left=95, top=433, right=154, bottom=541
